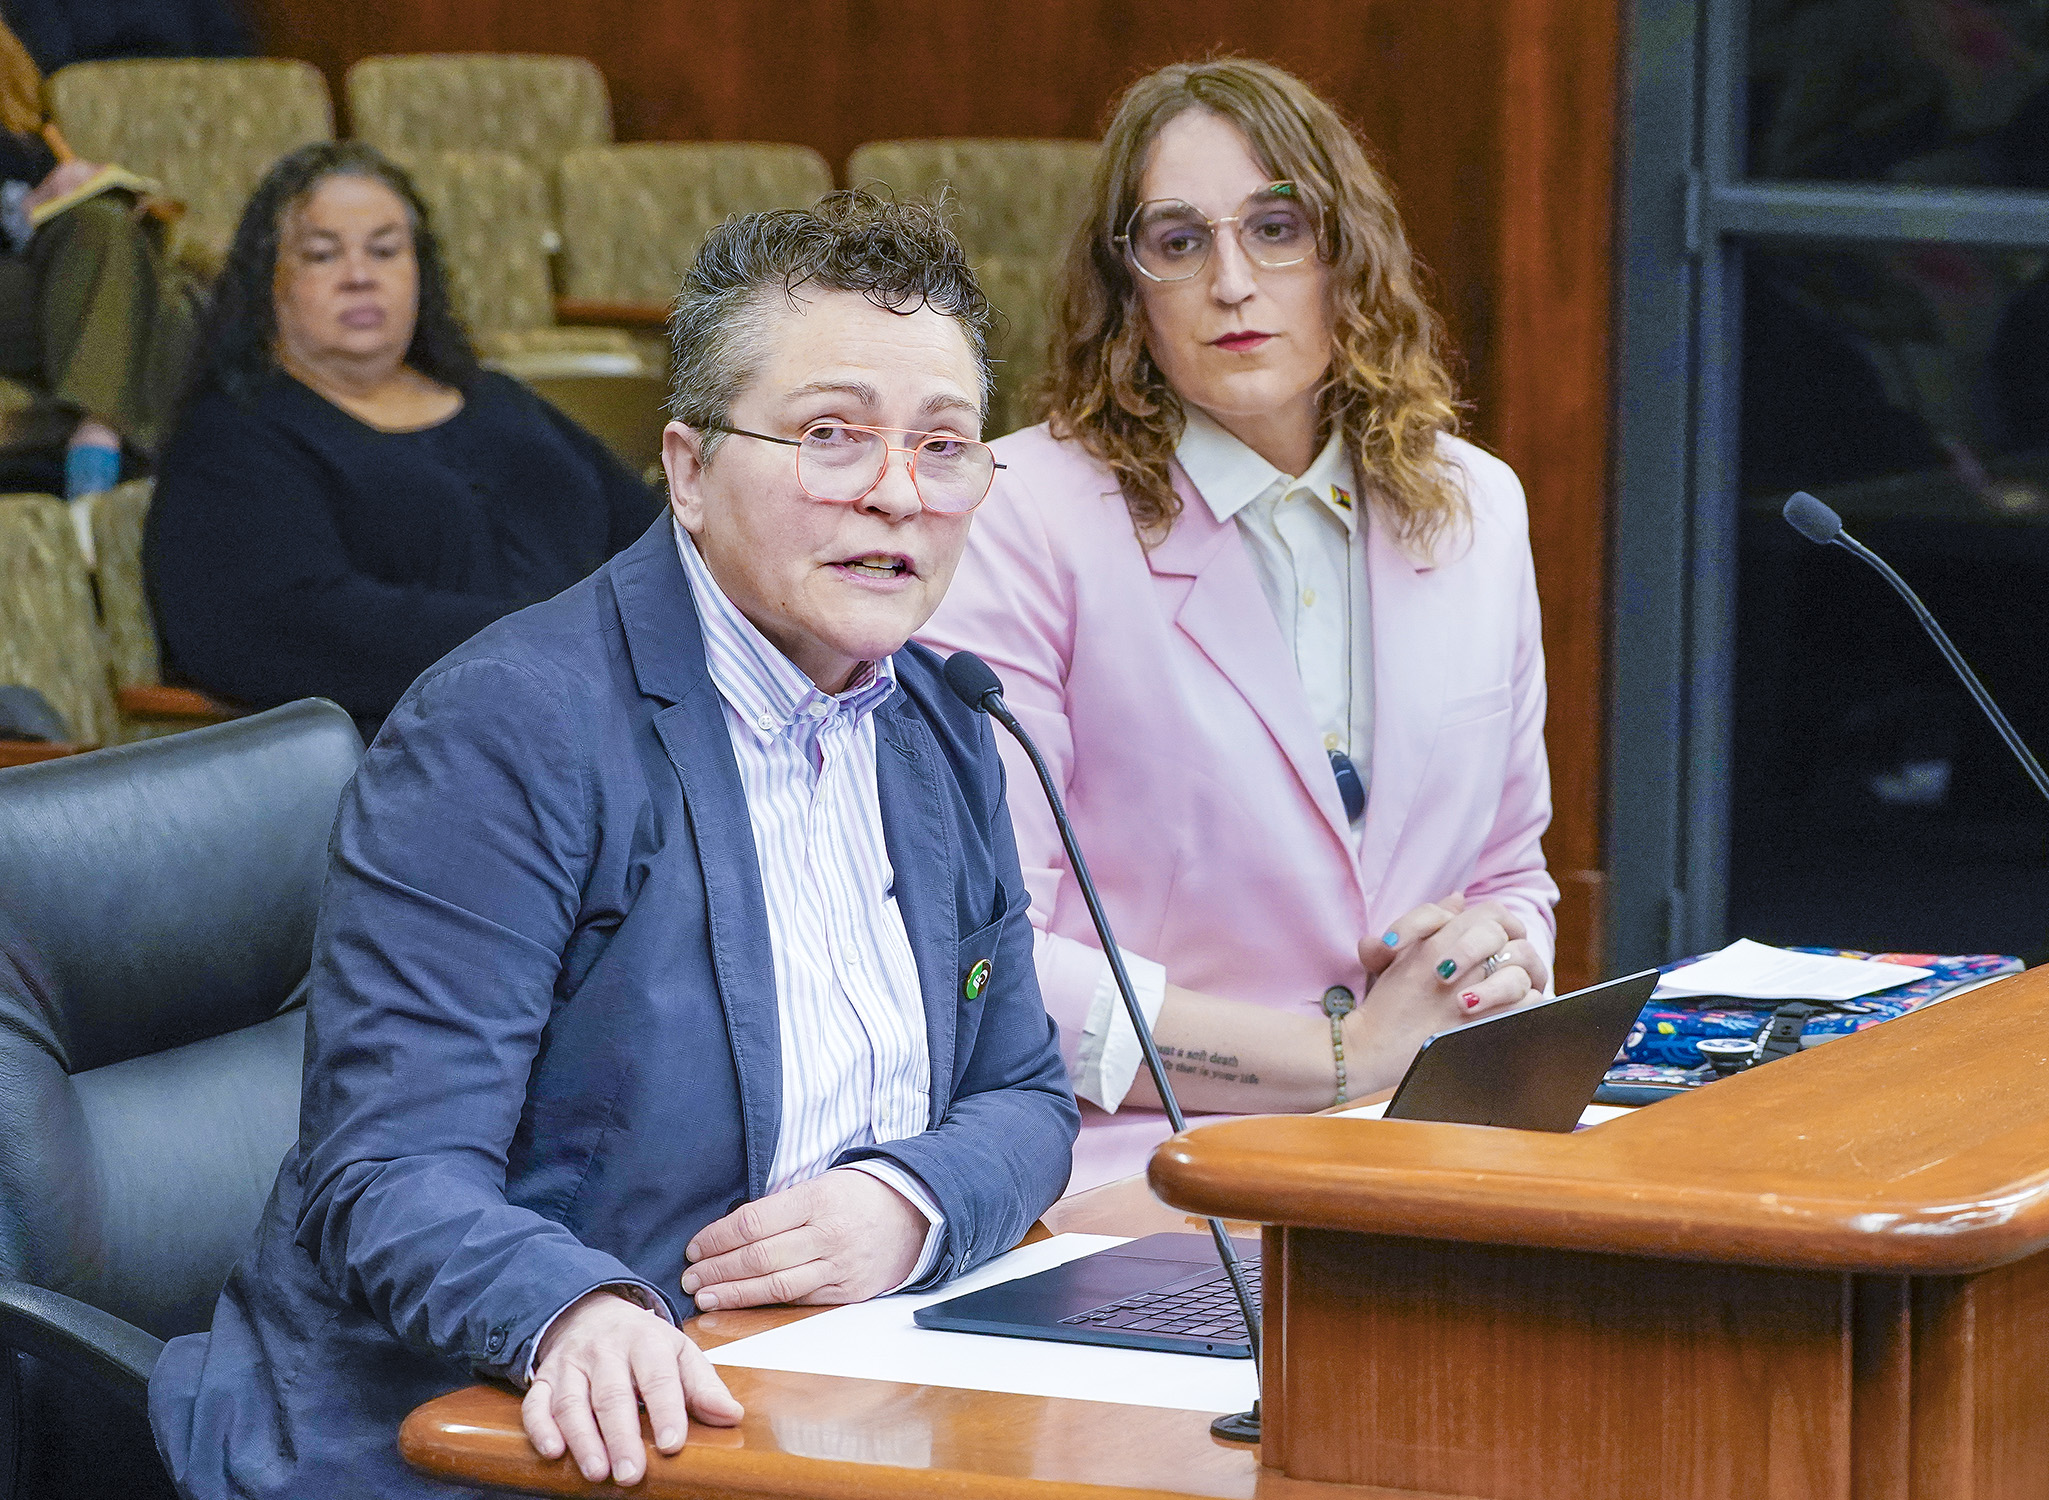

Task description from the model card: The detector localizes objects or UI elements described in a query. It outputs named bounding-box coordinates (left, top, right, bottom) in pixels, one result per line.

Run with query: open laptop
left=913, top=969, right=1661, bottom=1358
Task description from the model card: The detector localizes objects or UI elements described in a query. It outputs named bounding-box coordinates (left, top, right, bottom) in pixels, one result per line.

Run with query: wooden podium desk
left=1152, top=966, right=2049, bottom=1500
left=404, top=968, right=2049, bottom=1500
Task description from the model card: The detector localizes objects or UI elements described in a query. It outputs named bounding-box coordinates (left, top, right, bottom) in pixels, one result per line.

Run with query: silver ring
left=1482, top=949, right=1510, bottom=979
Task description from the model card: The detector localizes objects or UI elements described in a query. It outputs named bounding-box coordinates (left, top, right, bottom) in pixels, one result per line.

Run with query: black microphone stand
left=1783, top=491, right=2049, bottom=803
left=946, top=653, right=1264, bottom=1444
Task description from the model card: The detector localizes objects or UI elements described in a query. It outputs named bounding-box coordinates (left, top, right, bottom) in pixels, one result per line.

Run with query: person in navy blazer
left=148, top=193, right=1079, bottom=1498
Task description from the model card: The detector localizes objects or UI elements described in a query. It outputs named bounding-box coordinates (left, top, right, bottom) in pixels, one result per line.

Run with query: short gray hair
left=667, top=190, right=995, bottom=456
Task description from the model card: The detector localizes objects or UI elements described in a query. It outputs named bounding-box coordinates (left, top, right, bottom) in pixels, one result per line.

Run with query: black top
left=2, top=0, right=254, bottom=72
left=146, top=370, right=660, bottom=734
left=0, top=127, right=55, bottom=190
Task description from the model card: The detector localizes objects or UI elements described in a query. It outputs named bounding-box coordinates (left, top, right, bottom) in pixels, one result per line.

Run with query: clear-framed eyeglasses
left=1115, top=182, right=1324, bottom=284
left=704, top=420, right=1004, bottom=516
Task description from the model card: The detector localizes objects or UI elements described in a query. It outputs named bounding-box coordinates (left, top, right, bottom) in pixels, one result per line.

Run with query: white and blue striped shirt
left=675, top=522, right=944, bottom=1273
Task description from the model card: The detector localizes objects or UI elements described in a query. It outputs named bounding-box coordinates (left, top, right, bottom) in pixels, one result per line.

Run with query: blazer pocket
left=956, top=907, right=1009, bottom=1004
left=1441, top=682, right=1513, bottom=727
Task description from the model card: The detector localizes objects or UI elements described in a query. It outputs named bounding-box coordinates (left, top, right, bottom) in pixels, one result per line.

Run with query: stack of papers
left=1652, top=939, right=1931, bottom=1002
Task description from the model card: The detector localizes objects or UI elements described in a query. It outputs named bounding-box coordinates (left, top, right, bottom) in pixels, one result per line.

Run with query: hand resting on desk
left=683, top=1167, right=929, bottom=1310
left=520, top=1170, right=927, bottom=1486
left=523, top=1289, right=743, bottom=1487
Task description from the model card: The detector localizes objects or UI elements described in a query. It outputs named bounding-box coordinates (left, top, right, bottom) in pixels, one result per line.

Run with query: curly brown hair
left=1040, top=59, right=1466, bottom=552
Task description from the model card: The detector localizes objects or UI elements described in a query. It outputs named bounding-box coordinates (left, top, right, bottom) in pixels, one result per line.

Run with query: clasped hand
left=1351, top=893, right=1551, bottom=1051
left=522, top=1167, right=927, bottom=1486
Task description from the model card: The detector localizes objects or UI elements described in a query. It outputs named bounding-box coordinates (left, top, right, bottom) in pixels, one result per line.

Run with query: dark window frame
left=1607, top=0, right=2049, bottom=968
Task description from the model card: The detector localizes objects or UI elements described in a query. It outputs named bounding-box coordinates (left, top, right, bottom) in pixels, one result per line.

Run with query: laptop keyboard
left=1057, top=1257, right=1261, bottom=1342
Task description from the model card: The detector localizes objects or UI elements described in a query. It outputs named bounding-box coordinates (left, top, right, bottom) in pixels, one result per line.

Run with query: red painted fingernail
left=1461, top=992, right=1480, bottom=1008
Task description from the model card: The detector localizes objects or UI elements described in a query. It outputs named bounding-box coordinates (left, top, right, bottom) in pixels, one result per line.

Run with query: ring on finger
left=1481, top=949, right=1512, bottom=979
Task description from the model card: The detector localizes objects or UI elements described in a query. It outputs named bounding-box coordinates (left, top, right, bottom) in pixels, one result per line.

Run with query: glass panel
left=1732, top=239, right=2049, bottom=955
left=1748, top=0, right=2049, bottom=186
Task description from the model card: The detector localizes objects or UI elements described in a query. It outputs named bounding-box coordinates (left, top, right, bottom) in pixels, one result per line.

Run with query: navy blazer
left=148, top=519, right=1078, bottom=1499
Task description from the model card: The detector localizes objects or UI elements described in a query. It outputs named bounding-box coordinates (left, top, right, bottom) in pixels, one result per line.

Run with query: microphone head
left=1783, top=491, right=1844, bottom=544
left=942, top=650, right=1005, bottom=714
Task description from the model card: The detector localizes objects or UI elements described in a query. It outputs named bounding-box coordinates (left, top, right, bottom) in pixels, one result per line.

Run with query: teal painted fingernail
left=1382, top=930, right=1400, bottom=947
left=1435, top=958, right=1457, bottom=980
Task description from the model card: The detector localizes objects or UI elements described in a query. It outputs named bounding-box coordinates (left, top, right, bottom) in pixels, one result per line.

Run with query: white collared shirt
left=1071, top=410, right=1375, bottom=1115
left=1176, top=406, right=1374, bottom=808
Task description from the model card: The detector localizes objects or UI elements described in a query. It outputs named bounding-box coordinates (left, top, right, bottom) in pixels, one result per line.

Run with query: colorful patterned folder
left=1604, top=949, right=2024, bottom=1091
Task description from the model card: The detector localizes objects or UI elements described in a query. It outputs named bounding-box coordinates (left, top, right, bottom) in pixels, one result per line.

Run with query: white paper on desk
left=1335, top=1101, right=1632, bottom=1128
left=708, top=1233, right=1259, bottom=1414
left=1654, top=938, right=1930, bottom=1001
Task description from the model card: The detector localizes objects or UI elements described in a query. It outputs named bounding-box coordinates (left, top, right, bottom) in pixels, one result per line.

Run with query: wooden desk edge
left=1150, top=1137, right=2049, bottom=1274
left=1149, top=968, right=2049, bottom=1275
left=398, top=1382, right=1475, bottom=1500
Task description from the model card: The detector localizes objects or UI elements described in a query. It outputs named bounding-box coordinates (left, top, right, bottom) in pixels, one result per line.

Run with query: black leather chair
left=0, top=700, right=362, bottom=1498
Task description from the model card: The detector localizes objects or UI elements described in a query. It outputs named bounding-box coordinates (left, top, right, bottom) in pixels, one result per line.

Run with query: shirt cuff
left=1072, top=948, right=1168, bottom=1113
left=1, top=181, right=30, bottom=252
left=839, top=1161, right=946, bottom=1291
left=521, top=1279, right=676, bottom=1385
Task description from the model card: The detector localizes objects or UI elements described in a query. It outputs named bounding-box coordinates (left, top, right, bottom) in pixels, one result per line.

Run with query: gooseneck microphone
left=1781, top=491, right=2049, bottom=804
left=942, top=650, right=1264, bottom=1444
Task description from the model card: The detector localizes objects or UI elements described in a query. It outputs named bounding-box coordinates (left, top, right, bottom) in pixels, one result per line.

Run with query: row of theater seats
left=0, top=484, right=224, bottom=763
left=45, top=54, right=1101, bottom=438
left=1, top=55, right=1101, bottom=762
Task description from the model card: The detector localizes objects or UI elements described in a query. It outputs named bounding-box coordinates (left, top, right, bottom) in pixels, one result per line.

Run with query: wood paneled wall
left=249, top=0, right=1619, bottom=986
left=1491, top=0, right=1620, bottom=987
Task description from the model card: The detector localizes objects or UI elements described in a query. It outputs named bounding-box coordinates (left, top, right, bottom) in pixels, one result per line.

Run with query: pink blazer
left=919, top=424, right=1558, bottom=1192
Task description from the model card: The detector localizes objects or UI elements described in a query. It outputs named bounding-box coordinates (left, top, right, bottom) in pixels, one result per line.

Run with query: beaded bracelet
left=1321, top=985, right=1357, bottom=1105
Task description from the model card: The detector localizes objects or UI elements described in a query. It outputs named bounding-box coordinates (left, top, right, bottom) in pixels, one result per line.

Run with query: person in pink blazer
left=920, top=58, right=1559, bottom=1193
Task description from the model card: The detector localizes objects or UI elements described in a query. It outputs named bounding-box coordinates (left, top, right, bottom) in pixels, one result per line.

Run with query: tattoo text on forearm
left=1158, top=1046, right=1259, bottom=1087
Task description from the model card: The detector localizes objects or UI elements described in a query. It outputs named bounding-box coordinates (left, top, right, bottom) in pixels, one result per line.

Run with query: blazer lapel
left=1148, top=470, right=1354, bottom=849
left=1355, top=510, right=1450, bottom=894
left=613, top=522, right=784, bottom=1198
left=874, top=699, right=958, bottom=1120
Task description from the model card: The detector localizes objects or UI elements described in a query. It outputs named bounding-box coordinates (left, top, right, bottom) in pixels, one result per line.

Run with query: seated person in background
left=0, top=15, right=195, bottom=507
left=920, top=58, right=1557, bottom=1194
left=147, top=190, right=1078, bottom=1500
left=3, top=0, right=255, bottom=71
left=145, top=141, right=658, bottom=740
